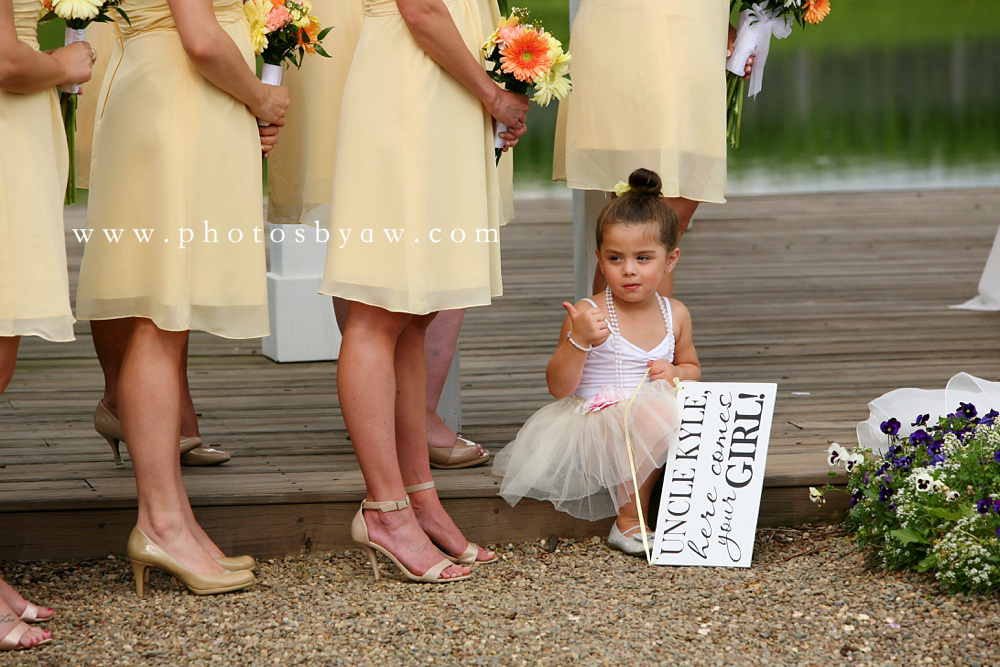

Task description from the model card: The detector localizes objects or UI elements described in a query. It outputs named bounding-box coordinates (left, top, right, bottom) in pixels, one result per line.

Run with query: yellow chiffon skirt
left=269, top=0, right=513, bottom=230
left=0, top=85, right=74, bottom=342
left=553, top=0, right=728, bottom=202
left=76, top=11, right=268, bottom=338
left=319, top=0, right=504, bottom=314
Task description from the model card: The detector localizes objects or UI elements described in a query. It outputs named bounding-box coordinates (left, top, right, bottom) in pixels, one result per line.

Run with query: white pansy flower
left=827, top=442, right=849, bottom=466
left=844, top=451, right=865, bottom=473
left=809, top=487, right=825, bottom=505
left=913, top=471, right=933, bottom=492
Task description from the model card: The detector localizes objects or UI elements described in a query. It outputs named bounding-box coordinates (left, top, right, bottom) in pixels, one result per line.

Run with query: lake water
left=514, top=37, right=1000, bottom=197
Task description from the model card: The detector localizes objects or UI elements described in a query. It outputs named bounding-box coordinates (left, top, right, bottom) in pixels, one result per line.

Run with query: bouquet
left=812, top=404, right=1000, bottom=593
left=725, top=0, right=830, bottom=147
left=40, top=0, right=128, bottom=204
left=244, top=0, right=331, bottom=89
left=482, top=5, right=570, bottom=162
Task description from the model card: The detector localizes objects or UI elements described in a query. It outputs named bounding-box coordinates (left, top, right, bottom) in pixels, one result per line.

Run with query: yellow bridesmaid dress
left=74, top=20, right=117, bottom=190
left=553, top=0, right=729, bottom=202
left=0, top=0, right=75, bottom=342
left=266, top=0, right=364, bottom=226
left=319, top=0, right=505, bottom=314
left=268, top=0, right=513, bottom=230
left=76, top=0, right=269, bottom=338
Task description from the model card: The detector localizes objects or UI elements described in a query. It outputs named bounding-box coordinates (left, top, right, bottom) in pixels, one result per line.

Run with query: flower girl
left=493, top=168, right=701, bottom=555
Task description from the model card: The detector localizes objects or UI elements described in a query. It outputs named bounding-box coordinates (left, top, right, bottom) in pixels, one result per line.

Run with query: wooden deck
left=2, top=188, right=998, bottom=561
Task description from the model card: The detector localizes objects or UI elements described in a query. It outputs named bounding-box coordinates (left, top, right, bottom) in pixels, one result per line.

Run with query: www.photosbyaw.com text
left=71, top=222, right=500, bottom=249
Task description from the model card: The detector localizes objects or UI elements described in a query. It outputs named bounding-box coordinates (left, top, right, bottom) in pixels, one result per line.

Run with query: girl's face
left=596, top=222, right=679, bottom=303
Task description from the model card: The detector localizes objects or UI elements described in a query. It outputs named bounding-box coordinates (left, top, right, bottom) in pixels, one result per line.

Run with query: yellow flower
left=52, top=0, right=102, bottom=21
left=613, top=181, right=631, bottom=197
left=243, top=0, right=270, bottom=55
left=530, top=40, right=571, bottom=106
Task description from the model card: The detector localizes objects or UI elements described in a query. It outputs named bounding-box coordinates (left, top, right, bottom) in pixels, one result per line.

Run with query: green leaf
left=890, top=527, right=926, bottom=545
left=915, top=554, right=938, bottom=572
left=925, top=507, right=965, bottom=521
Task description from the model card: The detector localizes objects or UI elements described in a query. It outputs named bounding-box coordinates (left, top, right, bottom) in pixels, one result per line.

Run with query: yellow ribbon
left=622, top=367, right=653, bottom=563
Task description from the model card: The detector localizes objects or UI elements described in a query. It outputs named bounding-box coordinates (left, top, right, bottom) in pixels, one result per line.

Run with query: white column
left=261, top=223, right=342, bottom=362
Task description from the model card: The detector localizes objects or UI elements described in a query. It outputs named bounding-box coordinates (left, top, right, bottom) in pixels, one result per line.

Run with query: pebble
left=1, top=524, right=999, bottom=666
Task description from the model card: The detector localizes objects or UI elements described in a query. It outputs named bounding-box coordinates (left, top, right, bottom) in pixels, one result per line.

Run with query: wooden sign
left=651, top=382, right=777, bottom=568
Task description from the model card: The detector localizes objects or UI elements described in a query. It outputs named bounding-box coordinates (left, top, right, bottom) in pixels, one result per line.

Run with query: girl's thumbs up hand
left=561, top=301, right=609, bottom=347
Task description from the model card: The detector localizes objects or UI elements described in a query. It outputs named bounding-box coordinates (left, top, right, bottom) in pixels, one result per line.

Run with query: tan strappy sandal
left=404, top=482, right=498, bottom=564
left=351, top=497, right=471, bottom=583
left=0, top=621, right=50, bottom=651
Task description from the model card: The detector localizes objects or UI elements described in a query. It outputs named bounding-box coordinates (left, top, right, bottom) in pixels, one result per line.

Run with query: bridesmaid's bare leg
left=119, top=318, right=222, bottom=575
left=396, top=314, right=495, bottom=562
left=0, top=336, right=19, bottom=394
left=338, top=302, right=468, bottom=579
left=91, top=318, right=132, bottom=414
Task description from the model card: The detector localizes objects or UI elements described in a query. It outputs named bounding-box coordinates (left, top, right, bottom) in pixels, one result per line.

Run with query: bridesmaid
left=75, top=0, right=289, bottom=595
left=554, top=0, right=753, bottom=296
left=320, top=0, right=527, bottom=582
left=0, top=0, right=93, bottom=649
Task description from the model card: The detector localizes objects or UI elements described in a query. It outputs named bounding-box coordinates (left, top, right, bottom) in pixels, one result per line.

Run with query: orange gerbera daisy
left=803, top=0, right=830, bottom=24
left=499, top=29, right=553, bottom=83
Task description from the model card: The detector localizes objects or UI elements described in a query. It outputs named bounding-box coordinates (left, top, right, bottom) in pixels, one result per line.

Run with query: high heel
left=94, top=402, right=208, bottom=468
left=94, top=401, right=124, bottom=468
left=216, top=555, right=256, bottom=572
left=404, top=481, right=498, bottom=565
left=18, top=603, right=53, bottom=624
left=126, top=527, right=255, bottom=596
left=350, top=498, right=471, bottom=583
left=0, top=621, right=50, bottom=651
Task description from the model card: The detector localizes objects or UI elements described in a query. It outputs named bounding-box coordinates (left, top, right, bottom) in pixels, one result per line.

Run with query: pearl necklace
left=604, top=286, right=672, bottom=392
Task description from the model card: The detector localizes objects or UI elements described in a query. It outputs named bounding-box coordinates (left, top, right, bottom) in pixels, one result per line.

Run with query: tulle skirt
left=493, top=381, right=680, bottom=521
left=856, top=373, right=1000, bottom=455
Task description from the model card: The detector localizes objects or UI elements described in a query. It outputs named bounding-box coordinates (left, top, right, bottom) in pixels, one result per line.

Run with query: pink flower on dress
left=584, top=388, right=622, bottom=413
left=265, top=5, right=292, bottom=32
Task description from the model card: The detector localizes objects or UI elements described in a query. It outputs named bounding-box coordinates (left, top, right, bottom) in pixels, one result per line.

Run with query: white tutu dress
left=493, top=295, right=681, bottom=520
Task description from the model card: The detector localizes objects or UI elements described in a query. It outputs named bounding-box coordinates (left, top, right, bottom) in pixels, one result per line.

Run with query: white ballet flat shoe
left=608, top=523, right=650, bottom=556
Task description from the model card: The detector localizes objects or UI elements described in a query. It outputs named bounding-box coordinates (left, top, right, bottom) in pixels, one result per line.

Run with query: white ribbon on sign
left=725, top=5, right=792, bottom=98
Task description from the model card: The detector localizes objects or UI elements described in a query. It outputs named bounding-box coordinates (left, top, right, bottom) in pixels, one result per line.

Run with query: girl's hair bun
left=627, top=168, right=662, bottom=197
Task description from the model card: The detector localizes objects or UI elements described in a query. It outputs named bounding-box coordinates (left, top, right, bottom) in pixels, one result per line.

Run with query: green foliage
left=817, top=406, right=1000, bottom=593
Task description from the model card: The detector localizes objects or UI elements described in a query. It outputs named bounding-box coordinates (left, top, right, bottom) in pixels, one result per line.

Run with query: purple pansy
left=911, top=414, right=930, bottom=427
left=982, top=409, right=998, bottom=426
left=881, top=418, right=901, bottom=436
left=976, top=498, right=992, bottom=514
left=994, top=451, right=1000, bottom=464
left=958, top=402, right=978, bottom=419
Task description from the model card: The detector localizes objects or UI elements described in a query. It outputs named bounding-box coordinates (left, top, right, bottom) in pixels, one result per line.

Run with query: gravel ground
left=2, top=523, right=998, bottom=667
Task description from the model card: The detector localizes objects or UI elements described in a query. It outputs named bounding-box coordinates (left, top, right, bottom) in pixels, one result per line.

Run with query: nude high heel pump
left=350, top=497, right=471, bottom=583
left=94, top=401, right=125, bottom=468
left=94, top=402, right=203, bottom=468
left=127, top=527, right=255, bottom=596
left=404, top=481, right=498, bottom=564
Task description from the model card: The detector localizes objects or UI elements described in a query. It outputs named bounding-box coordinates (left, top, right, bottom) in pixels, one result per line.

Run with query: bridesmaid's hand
left=252, top=83, right=290, bottom=126
left=727, top=24, right=755, bottom=79
left=51, top=41, right=95, bottom=87
left=495, top=118, right=527, bottom=151
left=259, top=124, right=279, bottom=158
left=487, top=88, right=529, bottom=134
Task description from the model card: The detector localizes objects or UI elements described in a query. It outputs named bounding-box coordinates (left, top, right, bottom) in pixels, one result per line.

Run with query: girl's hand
left=51, top=41, right=94, bottom=87
left=259, top=124, right=279, bottom=158
left=561, top=301, right=608, bottom=347
left=727, top=24, right=755, bottom=79
left=487, top=88, right=529, bottom=132
left=647, top=360, right=680, bottom=384
left=251, top=83, right=290, bottom=126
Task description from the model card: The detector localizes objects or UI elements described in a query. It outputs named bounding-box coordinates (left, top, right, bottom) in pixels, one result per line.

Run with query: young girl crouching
left=493, top=168, right=701, bottom=555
